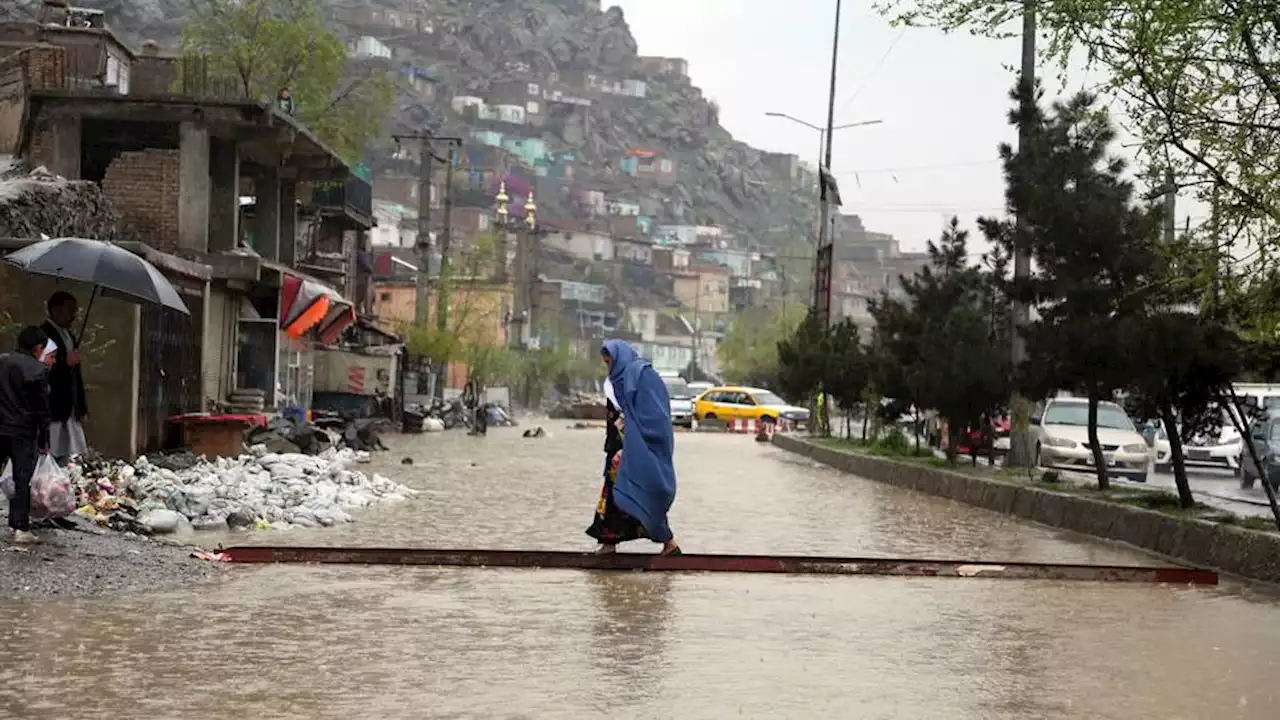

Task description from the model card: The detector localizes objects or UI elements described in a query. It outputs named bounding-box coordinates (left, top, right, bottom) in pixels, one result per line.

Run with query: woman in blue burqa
left=585, top=339, right=681, bottom=555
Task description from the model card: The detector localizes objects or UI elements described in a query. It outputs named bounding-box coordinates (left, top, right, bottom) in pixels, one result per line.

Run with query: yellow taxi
left=692, top=386, right=811, bottom=426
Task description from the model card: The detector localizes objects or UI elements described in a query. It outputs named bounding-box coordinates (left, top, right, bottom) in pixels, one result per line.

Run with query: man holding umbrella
left=41, top=291, right=88, bottom=462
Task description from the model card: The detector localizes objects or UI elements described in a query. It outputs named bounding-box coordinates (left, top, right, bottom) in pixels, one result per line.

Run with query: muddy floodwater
left=2, top=427, right=1279, bottom=718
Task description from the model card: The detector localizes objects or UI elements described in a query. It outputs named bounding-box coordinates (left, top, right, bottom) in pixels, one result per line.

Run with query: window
left=380, top=292, right=393, bottom=302
left=751, top=391, right=785, bottom=406
left=659, top=159, right=673, bottom=173
left=1043, top=402, right=1135, bottom=431
left=527, top=100, right=540, bottom=114
left=1269, top=422, right=1280, bottom=443
left=704, top=391, right=723, bottom=403
left=528, top=83, right=540, bottom=95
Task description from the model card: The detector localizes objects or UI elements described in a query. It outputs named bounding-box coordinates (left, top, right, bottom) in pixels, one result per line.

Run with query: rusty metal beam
left=219, top=547, right=1219, bottom=585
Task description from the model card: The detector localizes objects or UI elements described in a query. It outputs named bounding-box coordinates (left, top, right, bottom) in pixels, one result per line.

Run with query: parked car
left=1033, top=397, right=1151, bottom=483
left=660, top=374, right=694, bottom=428
left=1152, top=413, right=1242, bottom=475
left=693, top=385, right=809, bottom=427
left=1238, top=418, right=1280, bottom=490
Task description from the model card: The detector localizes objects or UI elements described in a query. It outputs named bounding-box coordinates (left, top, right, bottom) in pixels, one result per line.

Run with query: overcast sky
left=611, top=0, right=1046, bottom=253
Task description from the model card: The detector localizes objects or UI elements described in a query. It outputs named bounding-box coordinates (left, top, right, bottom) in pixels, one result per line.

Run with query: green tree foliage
left=823, top=319, right=870, bottom=440
left=872, top=218, right=1011, bottom=463
left=874, top=0, right=1280, bottom=259
left=980, top=86, right=1163, bottom=487
left=775, top=309, right=829, bottom=411
left=717, top=304, right=806, bottom=386
left=180, top=0, right=393, bottom=161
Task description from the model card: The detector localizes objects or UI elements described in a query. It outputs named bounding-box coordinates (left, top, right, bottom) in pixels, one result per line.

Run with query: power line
left=838, top=27, right=907, bottom=115
left=837, top=159, right=1001, bottom=176
left=846, top=205, right=1006, bottom=214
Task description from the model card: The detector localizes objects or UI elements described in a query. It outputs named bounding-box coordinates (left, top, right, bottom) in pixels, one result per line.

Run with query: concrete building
left=544, top=228, right=614, bottom=262
left=371, top=200, right=417, bottom=248
left=0, top=27, right=362, bottom=457
left=671, top=265, right=730, bottom=316
left=635, top=56, right=689, bottom=78
left=837, top=214, right=928, bottom=298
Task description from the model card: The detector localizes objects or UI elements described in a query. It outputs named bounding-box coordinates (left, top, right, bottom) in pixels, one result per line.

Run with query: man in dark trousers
left=41, top=291, right=88, bottom=462
left=0, top=326, right=53, bottom=544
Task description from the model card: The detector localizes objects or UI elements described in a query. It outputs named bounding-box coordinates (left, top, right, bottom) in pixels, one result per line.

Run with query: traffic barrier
left=691, top=417, right=796, bottom=434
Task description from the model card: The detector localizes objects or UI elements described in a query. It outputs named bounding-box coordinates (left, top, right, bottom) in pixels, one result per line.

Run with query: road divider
left=773, top=434, right=1280, bottom=585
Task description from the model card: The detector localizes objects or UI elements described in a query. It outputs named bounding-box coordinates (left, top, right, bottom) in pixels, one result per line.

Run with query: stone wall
left=773, top=434, right=1280, bottom=585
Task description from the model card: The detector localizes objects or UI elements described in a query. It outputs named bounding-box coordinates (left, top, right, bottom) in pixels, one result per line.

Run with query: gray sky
left=612, top=0, right=1032, bottom=252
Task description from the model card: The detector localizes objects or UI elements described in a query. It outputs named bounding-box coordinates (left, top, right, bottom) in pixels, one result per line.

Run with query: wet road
left=2, top=426, right=1279, bottom=719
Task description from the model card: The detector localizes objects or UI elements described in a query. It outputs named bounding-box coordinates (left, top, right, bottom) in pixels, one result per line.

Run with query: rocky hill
left=19, top=0, right=817, bottom=251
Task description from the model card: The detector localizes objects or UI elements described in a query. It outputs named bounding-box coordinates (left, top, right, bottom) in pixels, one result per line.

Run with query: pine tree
left=981, top=85, right=1163, bottom=489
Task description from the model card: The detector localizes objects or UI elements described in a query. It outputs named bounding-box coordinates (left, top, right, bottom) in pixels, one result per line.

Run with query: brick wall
left=101, top=149, right=181, bottom=252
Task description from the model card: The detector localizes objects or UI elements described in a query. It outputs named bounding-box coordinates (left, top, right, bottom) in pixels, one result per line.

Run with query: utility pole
left=436, top=147, right=457, bottom=334
left=431, top=141, right=461, bottom=399
left=812, top=0, right=842, bottom=323
left=808, top=0, right=843, bottom=437
left=1006, top=0, right=1038, bottom=468
left=393, top=131, right=435, bottom=326
left=1163, top=167, right=1176, bottom=244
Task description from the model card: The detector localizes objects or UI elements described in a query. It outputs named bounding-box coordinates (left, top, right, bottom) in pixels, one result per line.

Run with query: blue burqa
left=602, top=339, right=677, bottom=543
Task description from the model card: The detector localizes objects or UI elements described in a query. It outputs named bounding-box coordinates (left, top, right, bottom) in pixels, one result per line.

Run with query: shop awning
left=279, top=272, right=356, bottom=341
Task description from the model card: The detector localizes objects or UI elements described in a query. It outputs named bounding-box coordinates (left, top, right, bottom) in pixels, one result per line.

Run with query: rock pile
left=71, top=447, right=415, bottom=534
left=0, top=161, right=125, bottom=240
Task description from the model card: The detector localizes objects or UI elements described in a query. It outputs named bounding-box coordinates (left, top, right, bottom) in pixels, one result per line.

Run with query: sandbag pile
left=70, top=447, right=415, bottom=534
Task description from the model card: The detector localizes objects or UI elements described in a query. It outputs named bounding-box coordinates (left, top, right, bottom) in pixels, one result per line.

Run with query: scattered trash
left=190, top=551, right=231, bottom=563
left=523, top=427, right=547, bottom=438
left=401, top=457, right=414, bottom=465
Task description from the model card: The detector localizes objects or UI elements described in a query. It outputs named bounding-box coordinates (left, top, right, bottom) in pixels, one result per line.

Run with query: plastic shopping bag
left=0, top=461, right=12, bottom=500
left=30, top=454, right=76, bottom=520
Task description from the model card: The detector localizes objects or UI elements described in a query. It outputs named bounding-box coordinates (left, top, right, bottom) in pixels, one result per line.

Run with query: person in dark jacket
left=0, top=326, right=53, bottom=544
left=41, top=291, right=88, bottom=461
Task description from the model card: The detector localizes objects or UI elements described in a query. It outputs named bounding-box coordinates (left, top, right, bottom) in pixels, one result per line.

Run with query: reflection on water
left=586, top=572, right=674, bottom=709
left=0, top=428, right=1278, bottom=718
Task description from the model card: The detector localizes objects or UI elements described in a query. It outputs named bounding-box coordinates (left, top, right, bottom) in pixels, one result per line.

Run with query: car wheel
left=1241, top=469, right=1255, bottom=489
left=1129, top=473, right=1148, bottom=484
left=1034, top=443, right=1042, bottom=468
left=1154, top=463, right=1171, bottom=475
left=760, top=416, right=777, bottom=427
left=704, top=413, right=717, bottom=421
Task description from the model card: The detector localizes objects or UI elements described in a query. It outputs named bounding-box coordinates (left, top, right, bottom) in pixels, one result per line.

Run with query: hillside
left=21, top=0, right=817, bottom=251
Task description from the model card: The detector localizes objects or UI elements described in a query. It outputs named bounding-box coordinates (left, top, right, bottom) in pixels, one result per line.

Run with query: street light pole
left=763, top=110, right=882, bottom=315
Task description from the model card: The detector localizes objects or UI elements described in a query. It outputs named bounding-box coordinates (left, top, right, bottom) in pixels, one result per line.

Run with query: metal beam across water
left=219, top=547, right=1219, bottom=585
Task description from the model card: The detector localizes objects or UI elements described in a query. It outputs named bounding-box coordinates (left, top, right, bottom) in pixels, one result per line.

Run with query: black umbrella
left=3, top=237, right=191, bottom=335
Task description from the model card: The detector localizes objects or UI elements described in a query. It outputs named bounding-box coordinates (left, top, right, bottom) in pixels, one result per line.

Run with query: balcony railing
left=311, top=172, right=373, bottom=221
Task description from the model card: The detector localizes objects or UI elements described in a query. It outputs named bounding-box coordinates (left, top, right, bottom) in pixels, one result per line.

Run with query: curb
left=772, top=434, right=1280, bottom=585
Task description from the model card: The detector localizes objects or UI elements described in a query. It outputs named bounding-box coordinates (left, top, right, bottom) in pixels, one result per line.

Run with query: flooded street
left=3, top=426, right=1279, bottom=718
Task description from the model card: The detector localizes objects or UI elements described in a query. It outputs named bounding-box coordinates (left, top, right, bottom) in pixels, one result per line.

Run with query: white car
left=1152, top=416, right=1242, bottom=475
left=660, top=375, right=694, bottom=427
left=1034, top=398, right=1151, bottom=482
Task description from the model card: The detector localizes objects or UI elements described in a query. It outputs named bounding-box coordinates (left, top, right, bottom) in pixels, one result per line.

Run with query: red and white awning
left=279, top=273, right=355, bottom=342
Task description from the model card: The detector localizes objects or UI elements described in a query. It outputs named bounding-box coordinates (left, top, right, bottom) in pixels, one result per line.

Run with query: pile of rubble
left=69, top=446, right=415, bottom=535
left=0, top=160, right=125, bottom=240
left=547, top=392, right=609, bottom=420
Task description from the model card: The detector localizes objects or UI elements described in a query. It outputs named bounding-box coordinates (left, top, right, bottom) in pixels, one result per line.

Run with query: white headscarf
left=603, top=377, right=619, bottom=410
